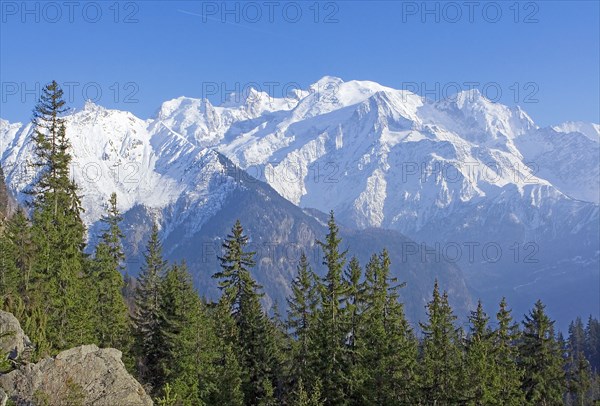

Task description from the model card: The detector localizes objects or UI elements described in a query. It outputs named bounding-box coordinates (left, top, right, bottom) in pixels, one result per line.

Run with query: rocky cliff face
left=0, top=312, right=152, bottom=406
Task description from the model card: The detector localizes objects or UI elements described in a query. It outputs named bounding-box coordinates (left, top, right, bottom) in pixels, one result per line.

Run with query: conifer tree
left=213, top=220, right=278, bottom=405
left=4, top=209, right=34, bottom=297
left=213, top=219, right=258, bottom=316
left=519, top=300, right=565, bottom=405
left=89, top=193, right=131, bottom=351
left=419, top=280, right=463, bottom=405
left=28, top=81, right=91, bottom=351
left=566, top=318, right=592, bottom=405
left=133, top=222, right=168, bottom=392
left=0, top=165, right=9, bottom=218
left=0, top=220, right=19, bottom=306
left=290, top=378, right=324, bottom=406
left=463, top=300, right=497, bottom=405
left=159, top=261, right=218, bottom=405
left=341, top=256, right=364, bottom=404
left=359, top=250, right=417, bottom=405
left=584, top=316, right=600, bottom=373
left=493, top=297, right=525, bottom=405
left=268, top=302, right=291, bottom=403
left=287, top=252, right=320, bottom=393
left=314, top=211, right=348, bottom=405
left=209, top=300, right=244, bottom=406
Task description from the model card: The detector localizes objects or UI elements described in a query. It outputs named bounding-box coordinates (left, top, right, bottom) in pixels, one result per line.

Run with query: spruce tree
left=566, top=318, right=592, bottom=405
left=28, top=81, right=91, bottom=351
left=213, top=220, right=278, bottom=405
left=519, top=300, right=565, bottom=405
left=358, top=250, right=418, bottom=405
left=493, top=297, right=525, bottom=405
left=0, top=165, right=9, bottom=218
left=314, top=211, right=348, bottom=405
left=584, top=316, right=599, bottom=373
left=286, top=252, right=320, bottom=393
left=209, top=300, right=244, bottom=406
left=268, top=302, right=291, bottom=403
left=89, top=193, right=131, bottom=351
left=419, top=280, right=463, bottom=405
left=290, top=378, right=324, bottom=406
left=4, top=209, right=34, bottom=297
left=0, top=218, right=19, bottom=306
left=463, top=300, right=497, bottom=405
left=159, top=261, right=218, bottom=405
left=341, top=256, right=364, bottom=405
left=133, top=222, right=168, bottom=393
left=213, top=219, right=258, bottom=316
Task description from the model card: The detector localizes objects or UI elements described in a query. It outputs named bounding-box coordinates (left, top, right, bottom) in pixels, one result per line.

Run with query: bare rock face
left=0, top=339, right=152, bottom=406
left=0, top=311, right=31, bottom=361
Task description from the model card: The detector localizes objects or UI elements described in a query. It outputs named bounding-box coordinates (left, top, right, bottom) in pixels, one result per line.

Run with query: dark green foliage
left=213, top=219, right=258, bottom=315
left=519, top=300, right=565, bottom=405
left=463, top=300, right=496, bottom=405
left=314, top=211, right=348, bottom=405
left=0, top=165, right=10, bottom=218
left=566, top=317, right=593, bottom=405
left=419, top=280, right=463, bottom=405
left=357, top=250, right=418, bottom=405
left=493, top=297, right=525, bottom=405
left=89, top=193, right=131, bottom=352
left=213, top=220, right=279, bottom=405
left=133, top=222, right=168, bottom=392
left=287, top=252, right=320, bottom=394
left=290, top=378, right=323, bottom=406
left=27, top=81, right=92, bottom=352
left=585, top=316, right=600, bottom=373
left=209, top=300, right=244, bottom=406
left=159, top=261, right=219, bottom=405
left=341, top=256, right=364, bottom=405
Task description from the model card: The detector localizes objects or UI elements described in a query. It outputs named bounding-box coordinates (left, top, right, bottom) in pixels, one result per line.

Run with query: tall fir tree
left=584, top=316, right=600, bottom=373
left=213, top=219, right=258, bottom=316
left=4, top=209, right=34, bottom=297
left=341, top=256, right=364, bottom=405
left=213, top=220, right=278, bottom=405
left=286, top=252, right=320, bottom=394
left=519, top=300, right=565, bottom=405
left=28, top=81, right=91, bottom=351
left=358, top=250, right=418, bottom=405
left=492, top=297, right=525, bottom=405
left=268, top=302, right=292, bottom=403
left=89, top=193, right=131, bottom=352
left=566, top=317, right=592, bottom=405
left=159, top=261, right=219, bottom=405
left=419, top=280, right=463, bottom=405
left=133, top=222, right=168, bottom=393
left=290, top=378, right=324, bottom=406
left=463, top=300, right=497, bottom=405
left=209, top=300, right=244, bottom=406
left=314, top=211, right=348, bottom=406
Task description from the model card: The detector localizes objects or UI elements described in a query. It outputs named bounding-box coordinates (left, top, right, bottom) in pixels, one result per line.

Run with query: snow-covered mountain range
left=1, top=77, right=598, bottom=326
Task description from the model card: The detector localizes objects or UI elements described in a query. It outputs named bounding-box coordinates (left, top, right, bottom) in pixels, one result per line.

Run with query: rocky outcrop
left=0, top=345, right=153, bottom=406
left=0, top=312, right=152, bottom=405
left=0, top=311, right=31, bottom=361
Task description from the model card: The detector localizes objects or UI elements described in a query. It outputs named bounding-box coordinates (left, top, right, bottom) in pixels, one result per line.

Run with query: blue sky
left=1, top=0, right=598, bottom=126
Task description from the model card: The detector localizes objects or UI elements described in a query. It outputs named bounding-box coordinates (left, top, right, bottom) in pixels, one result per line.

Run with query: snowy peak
left=553, top=121, right=600, bottom=141
left=0, top=77, right=597, bottom=232
left=428, top=89, right=536, bottom=142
